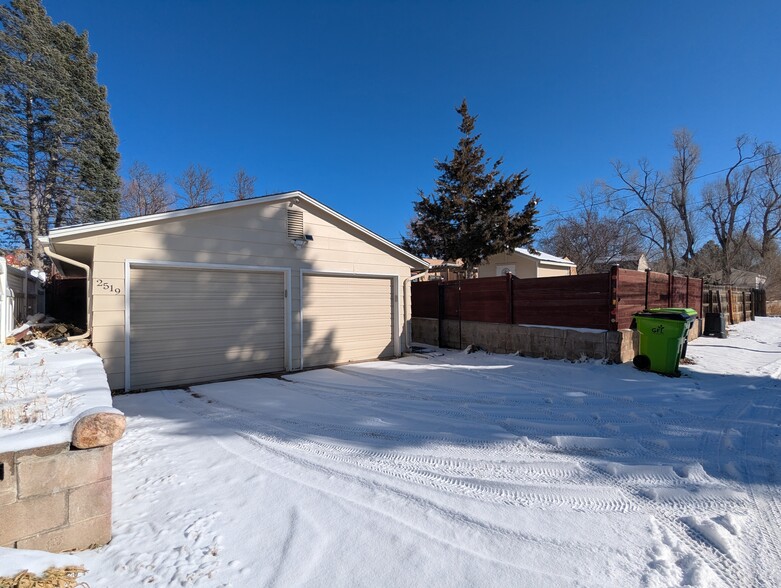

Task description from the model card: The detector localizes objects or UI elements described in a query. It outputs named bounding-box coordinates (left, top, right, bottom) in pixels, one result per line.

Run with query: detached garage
left=42, top=191, right=427, bottom=391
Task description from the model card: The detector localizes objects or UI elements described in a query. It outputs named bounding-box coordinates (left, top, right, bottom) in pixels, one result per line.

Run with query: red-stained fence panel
left=512, top=273, right=611, bottom=329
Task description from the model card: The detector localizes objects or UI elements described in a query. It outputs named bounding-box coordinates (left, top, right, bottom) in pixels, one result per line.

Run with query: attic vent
left=287, top=210, right=304, bottom=240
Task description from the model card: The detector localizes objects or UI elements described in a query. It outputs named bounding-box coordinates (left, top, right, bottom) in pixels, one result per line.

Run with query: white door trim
left=299, top=270, right=401, bottom=370
left=124, top=259, right=292, bottom=391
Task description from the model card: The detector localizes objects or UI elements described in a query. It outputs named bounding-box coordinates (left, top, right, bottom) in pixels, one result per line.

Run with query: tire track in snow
left=728, top=390, right=781, bottom=587
left=183, top=393, right=636, bottom=513
left=167, top=391, right=611, bottom=583
left=339, top=363, right=754, bottom=586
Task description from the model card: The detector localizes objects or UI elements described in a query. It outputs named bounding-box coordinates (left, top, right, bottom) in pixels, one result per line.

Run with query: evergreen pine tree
left=403, top=101, right=539, bottom=271
left=0, top=0, right=120, bottom=268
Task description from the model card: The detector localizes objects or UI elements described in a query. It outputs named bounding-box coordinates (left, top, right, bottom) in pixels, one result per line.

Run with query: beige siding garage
left=302, top=274, right=395, bottom=368
left=44, top=191, right=427, bottom=390
left=129, top=266, right=286, bottom=390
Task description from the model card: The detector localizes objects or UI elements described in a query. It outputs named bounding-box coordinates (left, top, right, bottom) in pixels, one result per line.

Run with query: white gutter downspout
left=403, top=270, right=429, bottom=350
left=0, top=257, right=8, bottom=339
left=41, top=237, right=92, bottom=341
left=22, top=265, right=28, bottom=318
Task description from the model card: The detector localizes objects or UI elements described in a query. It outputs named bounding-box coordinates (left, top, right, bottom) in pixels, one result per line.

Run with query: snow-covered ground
left=63, top=319, right=781, bottom=585
left=0, top=340, right=115, bottom=452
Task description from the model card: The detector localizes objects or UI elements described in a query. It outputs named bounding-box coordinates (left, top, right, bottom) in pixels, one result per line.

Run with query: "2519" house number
left=95, top=278, right=121, bottom=294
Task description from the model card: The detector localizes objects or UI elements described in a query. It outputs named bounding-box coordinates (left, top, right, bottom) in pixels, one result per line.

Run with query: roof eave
left=47, top=191, right=428, bottom=270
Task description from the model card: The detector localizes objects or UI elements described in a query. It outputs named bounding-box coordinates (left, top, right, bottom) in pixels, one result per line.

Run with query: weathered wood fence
left=412, top=268, right=705, bottom=331
left=45, top=276, right=87, bottom=329
left=702, top=286, right=764, bottom=324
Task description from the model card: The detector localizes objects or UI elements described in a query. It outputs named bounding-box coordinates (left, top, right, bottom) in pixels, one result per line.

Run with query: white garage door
left=302, top=274, right=395, bottom=369
left=129, top=266, right=285, bottom=390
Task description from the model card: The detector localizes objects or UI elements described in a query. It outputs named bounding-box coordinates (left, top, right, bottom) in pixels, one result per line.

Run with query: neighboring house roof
left=593, top=253, right=649, bottom=271
left=705, top=269, right=767, bottom=288
left=423, top=258, right=465, bottom=268
left=44, top=190, right=428, bottom=269
left=514, top=248, right=576, bottom=267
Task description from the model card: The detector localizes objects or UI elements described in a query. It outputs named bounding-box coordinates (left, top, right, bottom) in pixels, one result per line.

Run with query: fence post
left=701, top=280, right=705, bottom=316
left=742, top=291, right=747, bottom=322
left=609, top=266, right=618, bottom=330
left=667, top=272, right=673, bottom=306
left=437, top=282, right=445, bottom=348
left=727, top=288, right=734, bottom=324
left=685, top=276, right=690, bottom=308
left=754, top=288, right=766, bottom=317
left=505, top=272, right=514, bottom=324
left=644, top=269, right=650, bottom=310
left=458, top=280, right=463, bottom=350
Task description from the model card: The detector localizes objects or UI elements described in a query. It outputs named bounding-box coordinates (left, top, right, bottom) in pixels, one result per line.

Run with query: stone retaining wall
left=411, top=318, right=702, bottom=363
left=0, top=441, right=113, bottom=551
left=411, top=318, right=638, bottom=363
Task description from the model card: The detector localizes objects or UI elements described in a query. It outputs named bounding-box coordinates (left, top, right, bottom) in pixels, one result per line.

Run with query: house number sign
left=95, top=278, right=121, bottom=294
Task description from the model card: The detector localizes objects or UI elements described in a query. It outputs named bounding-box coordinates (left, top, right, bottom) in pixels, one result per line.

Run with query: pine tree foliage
left=403, top=101, right=538, bottom=270
left=0, top=0, right=120, bottom=268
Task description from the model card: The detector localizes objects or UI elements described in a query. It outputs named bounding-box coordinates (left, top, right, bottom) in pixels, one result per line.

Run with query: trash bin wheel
left=633, top=354, right=651, bottom=371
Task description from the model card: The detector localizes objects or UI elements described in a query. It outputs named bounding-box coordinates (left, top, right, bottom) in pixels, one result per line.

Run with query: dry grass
left=0, top=354, right=74, bottom=430
left=0, top=566, right=87, bottom=588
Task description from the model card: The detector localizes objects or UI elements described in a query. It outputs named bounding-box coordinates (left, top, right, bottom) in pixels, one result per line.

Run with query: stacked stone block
left=1, top=412, right=124, bottom=552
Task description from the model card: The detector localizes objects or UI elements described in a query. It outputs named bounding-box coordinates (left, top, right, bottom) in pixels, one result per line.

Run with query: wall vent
left=287, top=209, right=305, bottom=240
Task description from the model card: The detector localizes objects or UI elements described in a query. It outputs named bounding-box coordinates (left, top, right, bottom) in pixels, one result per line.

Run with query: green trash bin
left=632, top=308, right=698, bottom=376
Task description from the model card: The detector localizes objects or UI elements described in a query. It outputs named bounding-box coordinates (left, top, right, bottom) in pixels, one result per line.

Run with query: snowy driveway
left=82, top=319, right=781, bottom=587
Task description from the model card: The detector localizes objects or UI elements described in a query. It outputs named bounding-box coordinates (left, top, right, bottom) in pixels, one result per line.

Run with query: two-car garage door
left=128, top=267, right=397, bottom=390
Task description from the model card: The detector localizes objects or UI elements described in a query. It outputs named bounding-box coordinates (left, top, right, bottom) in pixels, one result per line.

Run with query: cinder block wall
left=411, top=318, right=639, bottom=363
left=0, top=443, right=112, bottom=551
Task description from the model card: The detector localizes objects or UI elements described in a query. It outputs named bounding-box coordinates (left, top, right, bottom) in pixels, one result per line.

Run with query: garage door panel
left=132, top=358, right=285, bottom=390
left=132, top=339, right=283, bottom=361
left=130, top=318, right=284, bottom=338
left=305, top=327, right=393, bottom=340
left=303, top=274, right=394, bottom=369
left=135, top=350, right=282, bottom=374
left=129, top=267, right=285, bottom=389
left=131, top=290, right=282, bottom=303
left=305, top=343, right=393, bottom=368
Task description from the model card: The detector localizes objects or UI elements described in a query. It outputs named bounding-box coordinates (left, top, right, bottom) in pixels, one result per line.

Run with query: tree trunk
left=26, top=94, right=44, bottom=270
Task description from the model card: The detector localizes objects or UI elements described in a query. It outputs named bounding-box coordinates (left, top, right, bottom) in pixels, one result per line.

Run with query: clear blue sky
left=45, top=0, right=781, bottom=245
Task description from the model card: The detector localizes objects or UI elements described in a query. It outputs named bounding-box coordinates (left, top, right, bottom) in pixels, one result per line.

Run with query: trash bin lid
left=635, top=307, right=698, bottom=321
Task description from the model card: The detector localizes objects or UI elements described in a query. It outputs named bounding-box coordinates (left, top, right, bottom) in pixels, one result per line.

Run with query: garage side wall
left=58, top=201, right=413, bottom=390
left=478, top=252, right=539, bottom=279
left=478, top=252, right=574, bottom=279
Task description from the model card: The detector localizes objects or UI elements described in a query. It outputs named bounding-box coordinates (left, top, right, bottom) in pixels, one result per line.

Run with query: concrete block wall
left=411, top=318, right=639, bottom=364
left=0, top=443, right=112, bottom=551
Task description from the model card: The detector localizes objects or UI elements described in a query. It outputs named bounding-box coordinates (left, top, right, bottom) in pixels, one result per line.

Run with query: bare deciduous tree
left=230, top=168, right=256, bottom=200
left=701, top=136, right=760, bottom=285
left=540, top=185, right=643, bottom=273
left=753, top=143, right=781, bottom=259
left=120, top=162, right=175, bottom=218
left=605, top=159, right=681, bottom=272
left=176, top=164, right=221, bottom=208
left=668, top=129, right=701, bottom=265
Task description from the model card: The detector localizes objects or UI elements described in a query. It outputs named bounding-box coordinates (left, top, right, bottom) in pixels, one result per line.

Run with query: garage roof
left=45, top=190, right=428, bottom=269
left=515, top=247, right=576, bottom=267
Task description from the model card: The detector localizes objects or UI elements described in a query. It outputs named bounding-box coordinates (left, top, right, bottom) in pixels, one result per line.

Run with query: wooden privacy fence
left=703, top=286, right=763, bottom=324
left=46, top=276, right=87, bottom=329
left=412, top=268, right=705, bottom=331
left=613, top=269, right=703, bottom=329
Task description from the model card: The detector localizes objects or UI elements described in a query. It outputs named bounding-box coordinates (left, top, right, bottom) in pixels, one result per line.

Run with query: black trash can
left=703, top=312, right=727, bottom=338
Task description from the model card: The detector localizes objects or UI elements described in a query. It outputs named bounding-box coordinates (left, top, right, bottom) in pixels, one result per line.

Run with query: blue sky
left=45, top=0, right=781, bottom=245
